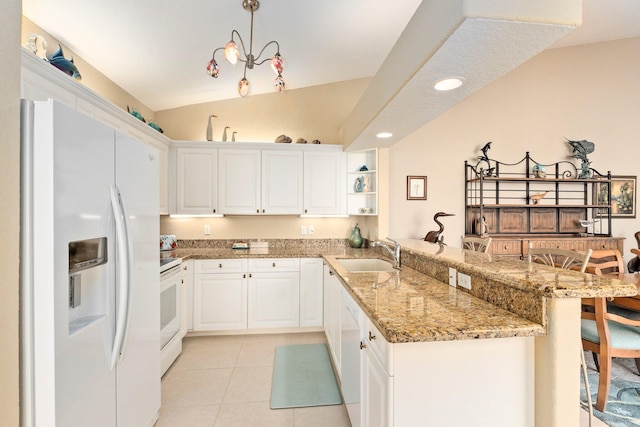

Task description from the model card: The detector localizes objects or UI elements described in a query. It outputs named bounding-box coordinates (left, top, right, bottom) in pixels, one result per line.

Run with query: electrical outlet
left=448, top=268, right=456, bottom=287
left=308, top=225, right=315, bottom=235
left=457, top=272, right=471, bottom=290
left=301, top=225, right=307, bottom=235
left=204, top=224, right=211, bottom=235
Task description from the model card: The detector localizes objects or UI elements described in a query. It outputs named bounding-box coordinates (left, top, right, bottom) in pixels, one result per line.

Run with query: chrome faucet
left=371, top=238, right=401, bottom=269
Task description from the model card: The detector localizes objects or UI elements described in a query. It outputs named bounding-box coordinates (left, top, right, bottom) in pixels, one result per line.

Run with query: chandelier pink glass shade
left=206, top=0, right=285, bottom=97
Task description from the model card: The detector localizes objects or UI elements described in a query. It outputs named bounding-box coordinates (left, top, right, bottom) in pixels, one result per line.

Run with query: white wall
left=389, top=38, right=640, bottom=260
left=1, top=1, right=22, bottom=424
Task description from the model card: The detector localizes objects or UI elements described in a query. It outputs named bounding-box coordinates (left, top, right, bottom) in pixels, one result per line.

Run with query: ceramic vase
left=206, top=115, right=216, bottom=141
left=349, top=223, right=363, bottom=248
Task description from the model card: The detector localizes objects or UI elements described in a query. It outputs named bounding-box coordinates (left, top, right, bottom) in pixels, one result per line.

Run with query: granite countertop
left=323, top=254, right=545, bottom=343
left=163, top=238, right=637, bottom=344
left=394, top=239, right=638, bottom=300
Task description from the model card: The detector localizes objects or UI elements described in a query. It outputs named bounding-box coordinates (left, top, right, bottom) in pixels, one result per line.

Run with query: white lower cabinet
left=247, top=258, right=300, bottom=329
left=299, top=258, right=324, bottom=327
left=362, top=348, right=393, bottom=427
left=181, top=260, right=193, bottom=334
left=361, top=318, right=393, bottom=427
left=193, top=259, right=248, bottom=331
left=323, top=265, right=342, bottom=378
left=192, top=258, right=325, bottom=333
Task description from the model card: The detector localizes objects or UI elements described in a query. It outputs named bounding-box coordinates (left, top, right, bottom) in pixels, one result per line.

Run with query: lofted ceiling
left=22, top=0, right=640, bottom=148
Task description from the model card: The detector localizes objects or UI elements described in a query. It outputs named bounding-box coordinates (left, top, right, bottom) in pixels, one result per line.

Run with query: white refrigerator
left=20, top=99, right=161, bottom=427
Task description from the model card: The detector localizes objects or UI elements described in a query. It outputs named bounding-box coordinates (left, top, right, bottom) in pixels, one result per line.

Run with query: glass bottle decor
left=349, top=223, right=363, bottom=248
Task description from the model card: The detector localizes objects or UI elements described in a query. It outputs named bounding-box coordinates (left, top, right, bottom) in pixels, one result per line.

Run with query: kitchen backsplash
left=177, top=238, right=359, bottom=250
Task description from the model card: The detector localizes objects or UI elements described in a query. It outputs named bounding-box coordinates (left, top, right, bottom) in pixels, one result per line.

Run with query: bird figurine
left=232, top=131, right=237, bottom=142
left=48, top=44, right=81, bottom=80
left=222, top=126, right=229, bottom=142
left=530, top=191, right=549, bottom=205
left=424, top=212, right=455, bottom=243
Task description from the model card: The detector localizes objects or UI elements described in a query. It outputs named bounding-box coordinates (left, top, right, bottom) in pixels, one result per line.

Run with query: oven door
left=160, top=265, right=182, bottom=350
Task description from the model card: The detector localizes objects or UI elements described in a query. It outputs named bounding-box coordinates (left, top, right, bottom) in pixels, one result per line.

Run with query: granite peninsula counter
left=169, top=238, right=636, bottom=344
left=169, top=238, right=637, bottom=427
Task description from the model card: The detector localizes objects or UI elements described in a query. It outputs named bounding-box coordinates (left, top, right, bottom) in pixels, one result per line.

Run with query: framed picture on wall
left=594, top=175, right=637, bottom=218
left=407, top=176, right=427, bottom=200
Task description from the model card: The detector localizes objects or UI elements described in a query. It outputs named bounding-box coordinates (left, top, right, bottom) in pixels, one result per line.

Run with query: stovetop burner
left=160, top=257, right=181, bottom=273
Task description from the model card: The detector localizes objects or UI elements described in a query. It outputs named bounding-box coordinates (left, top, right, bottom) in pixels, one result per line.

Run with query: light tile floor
left=157, top=332, right=605, bottom=427
left=157, top=332, right=352, bottom=427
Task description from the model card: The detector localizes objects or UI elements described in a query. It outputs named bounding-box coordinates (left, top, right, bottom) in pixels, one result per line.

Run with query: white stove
left=159, top=257, right=183, bottom=375
left=160, top=257, right=181, bottom=273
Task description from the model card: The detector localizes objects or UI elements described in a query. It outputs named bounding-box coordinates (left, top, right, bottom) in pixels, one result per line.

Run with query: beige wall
left=161, top=216, right=363, bottom=241
left=1, top=1, right=21, bottom=425
left=158, top=77, right=379, bottom=241
left=389, top=37, right=640, bottom=260
left=155, top=77, right=370, bottom=143
left=21, top=17, right=156, bottom=121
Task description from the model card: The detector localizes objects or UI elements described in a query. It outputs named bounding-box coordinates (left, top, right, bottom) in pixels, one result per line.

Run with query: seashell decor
left=296, top=138, right=307, bottom=144
left=275, top=134, right=292, bottom=143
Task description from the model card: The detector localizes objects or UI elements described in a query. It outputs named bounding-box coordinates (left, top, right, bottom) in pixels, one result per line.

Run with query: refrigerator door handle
left=109, top=185, right=130, bottom=370
left=117, top=188, right=135, bottom=363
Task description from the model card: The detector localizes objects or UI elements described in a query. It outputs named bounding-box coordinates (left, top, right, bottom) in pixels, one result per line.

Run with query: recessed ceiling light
left=376, top=132, right=393, bottom=138
left=434, top=77, right=465, bottom=91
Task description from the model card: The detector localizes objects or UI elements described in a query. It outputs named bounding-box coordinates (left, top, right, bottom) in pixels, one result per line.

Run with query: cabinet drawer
left=248, top=258, right=299, bottom=272
left=195, top=259, right=248, bottom=274
left=490, top=240, right=522, bottom=256
left=363, top=317, right=393, bottom=376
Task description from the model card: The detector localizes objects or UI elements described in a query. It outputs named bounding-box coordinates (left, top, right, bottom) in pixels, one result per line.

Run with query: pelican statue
left=424, top=212, right=455, bottom=243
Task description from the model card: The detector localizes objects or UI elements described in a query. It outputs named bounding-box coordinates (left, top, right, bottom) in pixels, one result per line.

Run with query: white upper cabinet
left=304, top=150, right=347, bottom=215
left=170, top=141, right=344, bottom=216
left=175, top=147, right=218, bottom=214
left=218, top=149, right=262, bottom=214
left=261, top=150, right=303, bottom=214
left=218, top=148, right=303, bottom=215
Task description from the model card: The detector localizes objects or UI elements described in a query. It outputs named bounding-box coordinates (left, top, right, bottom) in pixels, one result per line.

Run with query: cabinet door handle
left=304, top=209, right=308, bottom=213
left=360, top=341, right=367, bottom=350
left=249, top=273, right=253, bottom=278
left=272, top=262, right=276, bottom=267
left=368, top=331, right=376, bottom=341
left=213, top=209, right=216, bottom=213
left=219, top=263, right=223, bottom=268
left=256, top=209, right=260, bottom=213
left=243, top=274, right=246, bottom=278
left=329, top=270, right=334, bottom=276
left=262, top=209, right=265, bottom=213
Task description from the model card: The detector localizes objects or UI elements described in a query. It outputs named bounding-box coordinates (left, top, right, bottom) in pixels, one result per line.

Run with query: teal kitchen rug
left=581, top=370, right=640, bottom=426
left=270, top=343, right=342, bottom=409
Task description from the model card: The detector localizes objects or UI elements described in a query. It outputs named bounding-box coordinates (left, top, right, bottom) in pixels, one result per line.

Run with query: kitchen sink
left=336, top=258, right=396, bottom=272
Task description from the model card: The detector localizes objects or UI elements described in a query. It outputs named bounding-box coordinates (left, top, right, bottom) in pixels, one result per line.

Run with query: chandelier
left=206, top=0, right=285, bottom=97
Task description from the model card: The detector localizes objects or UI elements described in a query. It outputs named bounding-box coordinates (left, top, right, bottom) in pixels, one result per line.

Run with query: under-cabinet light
left=376, top=132, right=393, bottom=138
left=169, top=214, right=224, bottom=218
left=300, top=214, right=349, bottom=218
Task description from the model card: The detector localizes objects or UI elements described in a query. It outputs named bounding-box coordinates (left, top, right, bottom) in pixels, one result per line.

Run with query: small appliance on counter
left=232, top=241, right=249, bottom=250
left=160, top=234, right=177, bottom=251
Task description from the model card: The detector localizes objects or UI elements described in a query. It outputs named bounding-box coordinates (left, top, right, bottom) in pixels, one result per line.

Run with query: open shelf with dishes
left=347, top=148, right=378, bottom=216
